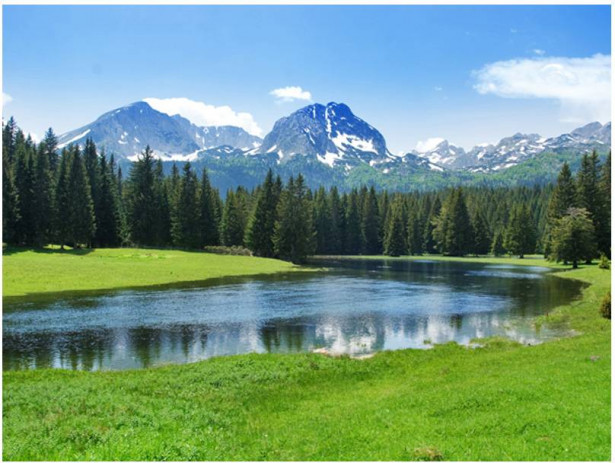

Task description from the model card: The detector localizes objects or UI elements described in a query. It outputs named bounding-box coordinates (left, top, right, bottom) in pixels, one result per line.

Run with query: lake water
left=3, top=257, right=583, bottom=371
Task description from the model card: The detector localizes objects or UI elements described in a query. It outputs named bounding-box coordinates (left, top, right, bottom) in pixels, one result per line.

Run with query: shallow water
left=3, top=258, right=583, bottom=371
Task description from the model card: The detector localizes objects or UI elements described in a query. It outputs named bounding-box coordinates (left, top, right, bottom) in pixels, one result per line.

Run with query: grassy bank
left=2, top=247, right=309, bottom=300
left=2, top=257, right=611, bottom=461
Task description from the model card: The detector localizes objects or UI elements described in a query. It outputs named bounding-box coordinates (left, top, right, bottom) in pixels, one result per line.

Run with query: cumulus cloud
left=3, top=92, right=13, bottom=107
left=415, top=137, right=445, bottom=153
left=533, top=49, right=546, bottom=56
left=143, top=97, right=262, bottom=136
left=473, top=54, right=611, bottom=123
left=270, top=86, right=312, bottom=103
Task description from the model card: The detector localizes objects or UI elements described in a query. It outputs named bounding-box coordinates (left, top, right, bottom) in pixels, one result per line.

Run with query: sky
left=2, top=5, right=611, bottom=152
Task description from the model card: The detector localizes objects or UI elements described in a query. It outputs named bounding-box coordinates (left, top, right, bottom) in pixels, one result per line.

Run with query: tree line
left=2, top=118, right=610, bottom=264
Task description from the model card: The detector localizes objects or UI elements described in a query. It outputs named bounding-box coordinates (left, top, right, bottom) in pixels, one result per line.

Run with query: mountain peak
left=258, top=102, right=392, bottom=167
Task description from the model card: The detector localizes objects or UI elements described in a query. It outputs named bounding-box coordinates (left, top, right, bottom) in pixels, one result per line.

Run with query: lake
left=3, top=257, right=583, bottom=371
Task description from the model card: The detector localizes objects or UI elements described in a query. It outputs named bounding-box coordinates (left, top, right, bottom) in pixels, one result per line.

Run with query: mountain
left=256, top=102, right=395, bottom=168
left=57, top=101, right=262, bottom=159
left=412, top=121, right=611, bottom=172
left=56, top=99, right=610, bottom=192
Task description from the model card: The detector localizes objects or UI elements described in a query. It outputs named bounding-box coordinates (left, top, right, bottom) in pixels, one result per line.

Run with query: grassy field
left=2, top=246, right=309, bottom=301
left=2, top=254, right=611, bottom=461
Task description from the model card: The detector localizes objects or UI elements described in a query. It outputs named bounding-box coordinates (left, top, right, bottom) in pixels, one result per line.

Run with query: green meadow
left=2, top=251, right=611, bottom=461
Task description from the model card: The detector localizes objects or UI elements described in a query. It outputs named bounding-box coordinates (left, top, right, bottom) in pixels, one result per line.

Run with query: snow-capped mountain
left=256, top=102, right=395, bottom=168
left=411, top=138, right=476, bottom=170
left=57, top=101, right=262, bottom=159
left=412, top=121, right=611, bottom=172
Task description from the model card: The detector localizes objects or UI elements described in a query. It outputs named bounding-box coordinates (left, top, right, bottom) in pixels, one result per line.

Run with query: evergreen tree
left=576, top=151, right=607, bottom=260
left=344, top=190, right=362, bottom=255
left=504, top=204, right=536, bottom=258
left=126, top=146, right=157, bottom=246
left=2, top=117, right=17, bottom=165
left=152, top=160, right=171, bottom=246
left=32, top=142, right=54, bottom=246
left=547, top=162, right=576, bottom=223
left=491, top=229, right=505, bottom=256
left=95, top=154, right=121, bottom=247
left=171, top=162, right=201, bottom=248
left=383, top=198, right=406, bottom=256
left=13, top=132, right=35, bottom=245
left=549, top=208, right=596, bottom=268
left=199, top=168, right=220, bottom=247
left=273, top=175, right=316, bottom=263
left=406, top=209, right=423, bottom=255
left=328, top=186, right=343, bottom=254
left=220, top=190, right=245, bottom=246
left=245, top=169, right=279, bottom=256
left=361, top=186, right=381, bottom=254
left=599, top=152, right=611, bottom=257
left=2, top=139, right=19, bottom=244
left=311, top=186, right=330, bottom=255
left=66, top=146, right=96, bottom=247
left=53, top=148, right=72, bottom=248
left=433, top=188, right=472, bottom=256
left=41, top=128, right=59, bottom=172
left=423, top=196, right=441, bottom=254
left=471, top=211, right=491, bottom=256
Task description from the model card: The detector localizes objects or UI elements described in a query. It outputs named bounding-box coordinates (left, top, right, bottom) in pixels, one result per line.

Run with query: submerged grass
left=2, top=255, right=611, bottom=461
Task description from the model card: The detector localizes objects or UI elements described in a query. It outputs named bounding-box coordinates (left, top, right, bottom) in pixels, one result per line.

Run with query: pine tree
left=361, top=186, right=381, bottom=254
left=504, top=204, right=536, bottom=258
left=273, top=174, right=316, bottom=263
left=126, top=146, right=157, bottom=246
left=547, top=162, right=576, bottom=222
left=220, top=190, right=245, bottom=246
left=549, top=208, right=596, bottom=268
left=152, top=160, right=171, bottom=246
left=312, top=186, right=330, bottom=255
left=491, top=229, right=505, bottom=256
left=433, top=188, right=472, bottom=256
left=54, top=148, right=72, bottom=248
left=576, top=151, right=606, bottom=260
left=245, top=169, right=280, bottom=256
left=344, top=190, right=362, bottom=255
left=13, top=132, right=35, bottom=245
left=406, top=209, right=423, bottom=255
left=171, top=162, right=201, bottom=248
left=2, top=117, right=17, bottom=165
left=599, top=152, right=611, bottom=257
left=383, top=198, right=406, bottom=256
left=423, top=196, right=441, bottom=254
left=471, top=211, right=491, bottom=256
left=2, top=139, right=19, bottom=244
left=32, top=142, right=54, bottom=246
left=199, top=168, right=220, bottom=247
left=95, top=154, right=121, bottom=247
left=66, top=146, right=96, bottom=247
left=328, top=186, right=343, bottom=254
left=41, top=128, right=59, bottom=172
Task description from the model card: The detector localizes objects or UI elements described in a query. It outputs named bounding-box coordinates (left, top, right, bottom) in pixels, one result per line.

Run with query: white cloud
left=415, top=137, right=445, bottom=153
left=473, top=54, right=611, bottom=123
left=533, top=49, right=546, bottom=56
left=3, top=92, right=13, bottom=108
left=143, top=97, right=262, bottom=136
left=434, top=86, right=443, bottom=92
left=269, top=86, right=312, bottom=103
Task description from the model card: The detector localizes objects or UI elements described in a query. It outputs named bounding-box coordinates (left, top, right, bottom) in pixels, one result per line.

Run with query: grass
left=2, top=254, right=611, bottom=461
left=2, top=246, right=310, bottom=301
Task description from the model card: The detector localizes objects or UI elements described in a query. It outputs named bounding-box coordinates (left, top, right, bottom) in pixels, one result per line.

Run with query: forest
left=2, top=118, right=611, bottom=265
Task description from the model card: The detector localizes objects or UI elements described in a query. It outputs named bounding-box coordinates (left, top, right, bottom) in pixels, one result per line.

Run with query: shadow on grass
left=2, top=245, right=94, bottom=256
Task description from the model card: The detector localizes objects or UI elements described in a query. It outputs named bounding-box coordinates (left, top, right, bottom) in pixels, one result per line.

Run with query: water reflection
left=3, top=259, right=583, bottom=371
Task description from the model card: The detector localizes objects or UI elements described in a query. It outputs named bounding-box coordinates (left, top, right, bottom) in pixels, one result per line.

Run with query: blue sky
left=2, top=5, right=611, bottom=152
